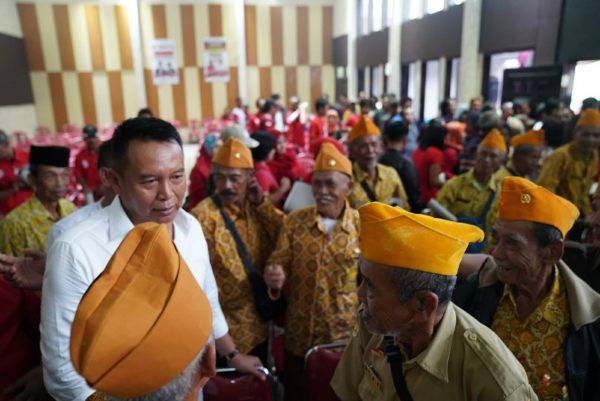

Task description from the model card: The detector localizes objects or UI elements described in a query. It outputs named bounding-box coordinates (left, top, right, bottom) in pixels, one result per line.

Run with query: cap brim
left=245, top=138, right=260, bottom=148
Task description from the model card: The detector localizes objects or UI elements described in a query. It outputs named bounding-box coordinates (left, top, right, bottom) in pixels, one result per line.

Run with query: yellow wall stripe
left=165, top=4, right=184, bottom=68
left=212, top=82, right=227, bottom=121
left=121, top=71, right=138, bottom=119
left=271, top=66, right=285, bottom=101
left=322, top=65, right=335, bottom=101
left=308, top=5, right=323, bottom=65
left=30, top=72, right=55, bottom=129
left=69, top=4, right=92, bottom=72
left=85, top=5, right=105, bottom=70
left=92, top=72, right=112, bottom=124
left=194, top=4, right=210, bottom=67
left=157, top=83, right=174, bottom=121
left=62, top=72, right=84, bottom=125
left=222, top=4, right=238, bottom=66
left=139, top=3, right=154, bottom=69
left=282, top=6, right=297, bottom=66
left=297, top=65, right=310, bottom=105
left=99, top=5, right=121, bottom=71
left=246, top=66, right=260, bottom=111
left=184, top=67, right=201, bottom=121
left=37, top=3, right=62, bottom=72
left=255, top=5, right=272, bottom=67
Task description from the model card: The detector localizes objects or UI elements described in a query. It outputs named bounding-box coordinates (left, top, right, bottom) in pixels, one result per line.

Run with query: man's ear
left=410, top=291, right=439, bottom=324
left=542, top=240, right=564, bottom=267
left=198, top=342, right=217, bottom=387
left=106, top=168, right=122, bottom=195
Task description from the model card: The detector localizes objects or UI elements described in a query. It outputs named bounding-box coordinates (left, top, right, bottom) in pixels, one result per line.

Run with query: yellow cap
left=359, top=202, right=484, bottom=275
left=348, top=116, right=380, bottom=143
left=498, top=177, right=579, bottom=237
left=510, top=130, right=545, bottom=148
left=314, top=142, right=352, bottom=176
left=212, top=138, right=253, bottom=169
left=479, top=128, right=507, bottom=154
left=577, top=109, right=600, bottom=127
left=70, top=223, right=212, bottom=398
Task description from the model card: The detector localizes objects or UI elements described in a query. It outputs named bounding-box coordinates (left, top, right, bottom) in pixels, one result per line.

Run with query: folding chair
left=304, top=343, right=346, bottom=401
left=204, top=367, right=274, bottom=401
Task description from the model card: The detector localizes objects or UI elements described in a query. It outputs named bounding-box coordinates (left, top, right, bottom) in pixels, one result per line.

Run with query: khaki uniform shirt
left=0, top=195, right=77, bottom=256
left=331, top=303, right=537, bottom=401
left=192, top=197, right=284, bottom=353
left=267, top=203, right=360, bottom=357
left=436, top=169, right=499, bottom=225
left=536, top=143, right=598, bottom=215
left=349, top=163, right=409, bottom=209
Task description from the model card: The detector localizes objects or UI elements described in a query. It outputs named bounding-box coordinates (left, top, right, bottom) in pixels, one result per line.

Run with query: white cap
left=220, top=124, right=259, bottom=148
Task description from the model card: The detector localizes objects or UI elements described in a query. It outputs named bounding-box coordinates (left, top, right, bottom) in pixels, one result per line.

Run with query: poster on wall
left=203, top=37, right=230, bottom=83
left=151, top=39, right=179, bottom=85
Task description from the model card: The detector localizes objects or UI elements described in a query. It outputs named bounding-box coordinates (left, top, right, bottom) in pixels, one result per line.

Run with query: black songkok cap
left=29, top=145, right=70, bottom=167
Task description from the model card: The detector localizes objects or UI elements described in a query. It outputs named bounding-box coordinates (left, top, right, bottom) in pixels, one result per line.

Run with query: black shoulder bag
left=383, top=336, right=414, bottom=401
left=211, top=195, right=286, bottom=321
left=360, top=180, right=378, bottom=202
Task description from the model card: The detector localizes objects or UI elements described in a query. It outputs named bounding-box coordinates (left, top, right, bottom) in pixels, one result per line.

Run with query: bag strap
left=211, top=195, right=259, bottom=283
left=383, top=336, right=413, bottom=401
left=360, top=180, right=378, bottom=202
left=479, top=189, right=496, bottom=229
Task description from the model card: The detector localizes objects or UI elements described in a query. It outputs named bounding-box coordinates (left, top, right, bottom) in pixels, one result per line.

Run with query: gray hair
left=388, top=267, right=457, bottom=305
left=106, top=340, right=211, bottom=401
left=478, top=110, right=501, bottom=132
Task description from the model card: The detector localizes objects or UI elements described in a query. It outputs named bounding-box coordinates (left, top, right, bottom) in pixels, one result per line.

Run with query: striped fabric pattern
left=18, top=1, right=334, bottom=131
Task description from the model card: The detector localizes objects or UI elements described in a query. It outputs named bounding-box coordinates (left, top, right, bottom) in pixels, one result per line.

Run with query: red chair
left=304, top=343, right=346, bottom=401
left=204, top=367, right=273, bottom=401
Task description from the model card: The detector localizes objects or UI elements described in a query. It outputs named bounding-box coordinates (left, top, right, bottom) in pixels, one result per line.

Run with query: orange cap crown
left=577, top=109, right=600, bottom=127
left=70, top=223, right=213, bottom=398
left=479, top=128, right=507, bottom=154
left=498, top=177, right=579, bottom=237
left=349, top=116, right=381, bottom=143
left=314, top=142, right=352, bottom=176
left=359, top=202, right=484, bottom=276
left=212, top=138, right=253, bottom=169
left=510, top=130, right=545, bottom=148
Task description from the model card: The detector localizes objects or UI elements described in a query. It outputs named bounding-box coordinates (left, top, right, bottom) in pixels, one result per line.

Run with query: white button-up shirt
left=46, top=201, right=103, bottom=250
left=41, top=197, right=229, bottom=401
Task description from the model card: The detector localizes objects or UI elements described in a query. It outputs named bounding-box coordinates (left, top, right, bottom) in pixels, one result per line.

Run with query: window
left=405, top=0, right=422, bottom=20
left=407, top=62, right=418, bottom=100
left=423, top=60, right=440, bottom=122
left=449, top=58, right=460, bottom=99
left=570, top=60, right=600, bottom=114
left=372, top=65, right=383, bottom=97
left=450, top=0, right=465, bottom=4
left=426, top=0, right=444, bottom=14
left=488, top=50, right=534, bottom=108
left=372, top=0, right=383, bottom=32
left=359, top=0, right=370, bottom=35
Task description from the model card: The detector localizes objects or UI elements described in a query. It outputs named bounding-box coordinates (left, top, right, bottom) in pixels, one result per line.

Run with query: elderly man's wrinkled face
left=512, top=147, right=543, bottom=177
left=312, top=170, right=352, bottom=219
left=475, top=146, right=505, bottom=176
left=211, top=164, right=251, bottom=208
left=488, top=220, right=547, bottom=286
left=357, top=258, right=414, bottom=337
left=32, top=165, right=70, bottom=203
left=351, top=135, right=382, bottom=169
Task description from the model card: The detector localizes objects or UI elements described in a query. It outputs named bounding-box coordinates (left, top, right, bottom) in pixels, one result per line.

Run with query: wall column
left=386, top=0, right=402, bottom=97
left=457, top=0, right=483, bottom=105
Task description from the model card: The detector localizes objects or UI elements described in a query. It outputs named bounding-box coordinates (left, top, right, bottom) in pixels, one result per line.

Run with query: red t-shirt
left=412, top=146, right=444, bottom=204
left=309, top=116, right=327, bottom=142
left=0, top=150, right=32, bottom=216
left=254, top=162, right=279, bottom=194
left=74, top=148, right=101, bottom=193
left=285, top=111, right=306, bottom=148
left=186, top=148, right=212, bottom=211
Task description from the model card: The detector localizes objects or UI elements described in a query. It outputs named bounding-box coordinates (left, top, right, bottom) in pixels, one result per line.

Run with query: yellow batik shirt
left=192, top=197, right=284, bottom=354
left=436, top=169, right=499, bottom=224
left=349, top=163, right=409, bottom=209
left=267, top=203, right=360, bottom=357
left=537, top=142, right=598, bottom=215
left=492, top=267, right=569, bottom=401
left=0, top=195, right=77, bottom=256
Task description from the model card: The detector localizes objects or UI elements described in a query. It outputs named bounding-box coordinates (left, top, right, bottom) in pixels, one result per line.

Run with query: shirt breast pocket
left=358, top=371, right=382, bottom=400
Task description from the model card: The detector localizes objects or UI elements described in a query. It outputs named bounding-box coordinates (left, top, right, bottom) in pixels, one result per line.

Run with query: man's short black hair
left=137, top=107, right=154, bottom=118
left=261, top=99, right=277, bottom=114
left=97, top=138, right=115, bottom=169
left=250, top=132, right=277, bottom=162
left=359, top=98, right=371, bottom=108
left=315, top=98, right=328, bottom=111
left=384, top=122, right=409, bottom=143
left=111, top=118, right=182, bottom=173
left=531, top=221, right=563, bottom=249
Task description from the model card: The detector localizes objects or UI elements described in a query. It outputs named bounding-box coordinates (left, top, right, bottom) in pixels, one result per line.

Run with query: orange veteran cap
left=498, top=177, right=579, bottom=237
left=577, top=109, right=600, bottom=127
left=348, top=116, right=381, bottom=143
left=359, top=202, right=484, bottom=276
left=479, top=128, right=507, bottom=154
left=70, top=223, right=213, bottom=398
left=314, top=142, right=352, bottom=176
left=510, top=130, right=545, bottom=148
left=212, top=138, right=254, bottom=169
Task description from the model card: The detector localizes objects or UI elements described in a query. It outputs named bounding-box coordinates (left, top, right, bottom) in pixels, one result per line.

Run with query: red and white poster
left=203, top=37, right=230, bottom=83
left=151, top=39, right=179, bottom=85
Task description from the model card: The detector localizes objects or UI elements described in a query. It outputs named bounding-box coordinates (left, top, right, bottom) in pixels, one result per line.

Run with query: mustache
left=220, top=189, right=236, bottom=197
left=315, top=196, right=336, bottom=202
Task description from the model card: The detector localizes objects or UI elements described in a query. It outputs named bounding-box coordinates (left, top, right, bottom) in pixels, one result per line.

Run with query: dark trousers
left=284, top=350, right=305, bottom=401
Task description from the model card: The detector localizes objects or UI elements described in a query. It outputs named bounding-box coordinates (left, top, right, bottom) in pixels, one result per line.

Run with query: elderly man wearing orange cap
left=537, top=108, right=600, bottom=216
left=70, top=223, right=216, bottom=401
left=331, top=202, right=536, bottom=401
left=495, top=130, right=545, bottom=182
left=454, top=177, right=600, bottom=401
left=41, top=118, right=263, bottom=401
left=347, top=116, right=409, bottom=209
left=436, top=128, right=507, bottom=245
left=264, top=143, right=359, bottom=401
left=192, top=138, right=284, bottom=364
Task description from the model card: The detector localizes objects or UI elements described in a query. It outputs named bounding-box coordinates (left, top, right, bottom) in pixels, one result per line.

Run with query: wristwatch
left=225, top=348, right=241, bottom=362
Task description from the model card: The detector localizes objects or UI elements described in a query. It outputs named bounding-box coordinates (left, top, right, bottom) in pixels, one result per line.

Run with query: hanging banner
left=151, top=39, right=179, bottom=85
left=203, top=37, right=230, bottom=83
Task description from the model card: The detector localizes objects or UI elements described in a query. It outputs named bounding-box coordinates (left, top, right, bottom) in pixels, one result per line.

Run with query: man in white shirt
left=41, top=117, right=265, bottom=401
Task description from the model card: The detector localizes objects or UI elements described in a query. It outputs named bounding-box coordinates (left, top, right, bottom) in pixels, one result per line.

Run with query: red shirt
left=187, top=148, right=212, bottom=211
left=285, top=110, right=307, bottom=148
left=0, top=278, right=41, bottom=400
left=254, top=162, right=279, bottom=193
left=74, top=148, right=101, bottom=193
left=309, top=116, right=327, bottom=142
left=412, top=146, right=445, bottom=204
left=0, top=150, right=32, bottom=216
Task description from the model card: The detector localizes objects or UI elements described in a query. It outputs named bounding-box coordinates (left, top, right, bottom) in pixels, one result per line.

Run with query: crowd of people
left=0, top=91, right=599, bottom=401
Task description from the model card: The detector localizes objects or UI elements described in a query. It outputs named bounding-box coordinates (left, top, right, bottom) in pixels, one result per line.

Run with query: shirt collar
left=106, top=196, right=191, bottom=243
left=313, top=201, right=354, bottom=234
left=404, top=303, right=456, bottom=383
left=466, top=169, right=497, bottom=191
left=353, top=162, right=380, bottom=184
left=31, top=195, right=68, bottom=221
